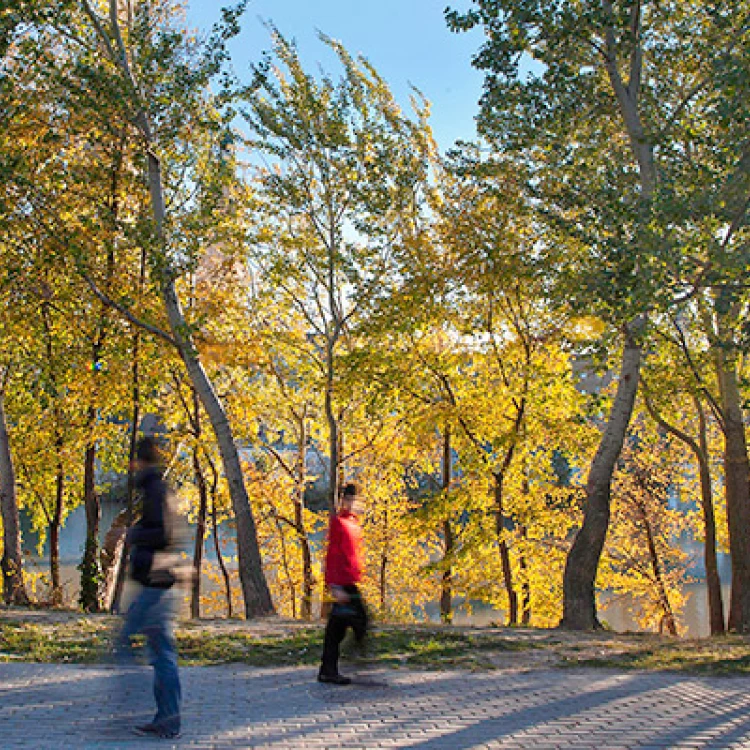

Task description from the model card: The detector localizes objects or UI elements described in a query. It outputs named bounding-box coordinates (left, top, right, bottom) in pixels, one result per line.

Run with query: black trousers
left=320, top=585, right=368, bottom=676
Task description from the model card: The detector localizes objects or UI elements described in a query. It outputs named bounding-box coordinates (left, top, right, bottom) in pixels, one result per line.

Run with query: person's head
left=135, top=435, right=164, bottom=469
left=340, top=482, right=363, bottom=515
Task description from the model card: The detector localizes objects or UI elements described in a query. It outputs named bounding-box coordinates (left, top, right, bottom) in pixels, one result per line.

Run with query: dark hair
left=342, top=482, right=359, bottom=498
left=136, top=436, right=163, bottom=466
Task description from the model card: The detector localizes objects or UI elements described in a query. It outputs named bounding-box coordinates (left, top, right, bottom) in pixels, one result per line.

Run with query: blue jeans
left=117, top=585, right=181, bottom=733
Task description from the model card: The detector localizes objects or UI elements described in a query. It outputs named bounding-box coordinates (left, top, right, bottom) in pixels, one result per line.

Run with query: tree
left=447, top=0, right=748, bottom=629
left=0, top=367, right=30, bottom=605
left=243, top=30, right=434, bottom=514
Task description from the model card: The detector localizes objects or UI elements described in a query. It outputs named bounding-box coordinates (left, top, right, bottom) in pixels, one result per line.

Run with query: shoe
left=133, top=723, right=181, bottom=739
left=317, top=672, right=352, bottom=685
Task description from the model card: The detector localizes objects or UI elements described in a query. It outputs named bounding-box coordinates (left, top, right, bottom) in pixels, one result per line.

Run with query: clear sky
left=184, top=0, right=485, bottom=150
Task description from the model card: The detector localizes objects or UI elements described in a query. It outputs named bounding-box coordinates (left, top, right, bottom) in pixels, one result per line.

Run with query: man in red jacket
left=318, top=482, right=368, bottom=685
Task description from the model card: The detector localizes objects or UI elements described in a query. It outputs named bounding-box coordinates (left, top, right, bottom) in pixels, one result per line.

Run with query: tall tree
left=447, top=0, right=748, bottom=629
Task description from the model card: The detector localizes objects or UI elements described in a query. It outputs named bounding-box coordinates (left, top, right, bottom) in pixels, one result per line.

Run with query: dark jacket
left=128, top=466, right=175, bottom=588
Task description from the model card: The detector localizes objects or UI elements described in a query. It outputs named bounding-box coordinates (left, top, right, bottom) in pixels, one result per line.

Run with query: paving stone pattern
left=3, top=663, right=750, bottom=749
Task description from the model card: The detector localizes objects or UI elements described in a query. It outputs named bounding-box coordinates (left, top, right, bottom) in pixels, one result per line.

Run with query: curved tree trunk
left=82, top=9, right=273, bottom=618
left=561, top=324, right=643, bottom=629
left=0, top=379, right=29, bottom=605
left=153, top=159, right=273, bottom=618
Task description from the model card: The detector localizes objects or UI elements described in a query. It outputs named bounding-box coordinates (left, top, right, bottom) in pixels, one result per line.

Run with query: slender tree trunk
left=695, top=399, right=725, bottom=635
left=325, top=341, right=339, bottom=516
left=637, top=498, right=678, bottom=636
left=494, top=470, right=518, bottom=626
left=519, top=525, right=531, bottom=626
left=295, top=416, right=314, bottom=620
left=212, top=506, right=233, bottom=619
left=190, top=444, right=208, bottom=620
left=206, top=454, right=233, bottom=618
left=644, top=393, right=724, bottom=634
left=110, top=249, right=145, bottom=614
left=562, top=323, right=643, bottom=629
left=49, top=461, right=65, bottom=606
left=0, top=378, right=29, bottom=605
left=79, top=427, right=101, bottom=612
left=380, top=502, right=389, bottom=611
left=440, top=427, right=453, bottom=623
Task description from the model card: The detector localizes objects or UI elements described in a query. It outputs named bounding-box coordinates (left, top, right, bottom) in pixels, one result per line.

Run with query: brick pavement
left=3, top=662, right=750, bottom=749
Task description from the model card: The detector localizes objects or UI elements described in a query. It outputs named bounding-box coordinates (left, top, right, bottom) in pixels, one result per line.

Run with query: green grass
left=561, top=637, right=750, bottom=675
left=4, top=615, right=750, bottom=675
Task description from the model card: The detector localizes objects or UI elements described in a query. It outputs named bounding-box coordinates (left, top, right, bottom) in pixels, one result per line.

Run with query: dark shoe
left=133, top=723, right=181, bottom=739
left=318, top=671, right=352, bottom=685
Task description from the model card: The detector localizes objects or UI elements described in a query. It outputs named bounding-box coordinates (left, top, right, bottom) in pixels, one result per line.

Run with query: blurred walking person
left=318, top=482, right=368, bottom=685
left=116, top=436, right=182, bottom=738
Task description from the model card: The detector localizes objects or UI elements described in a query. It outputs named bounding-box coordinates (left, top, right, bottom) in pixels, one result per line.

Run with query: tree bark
left=561, top=323, right=643, bottom=629
left=440, top=427, right=454, bottom=623
left=0, top=378, right=29, bottom=605
left=717, top=359, right=750, bottom=633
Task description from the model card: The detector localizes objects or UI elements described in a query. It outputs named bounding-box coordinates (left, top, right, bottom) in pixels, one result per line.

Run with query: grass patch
left=559, top=637, right=750, bottom=675
left=0, top=618, right=112, bottom=663
left=4, top=614, right=750, bottom=675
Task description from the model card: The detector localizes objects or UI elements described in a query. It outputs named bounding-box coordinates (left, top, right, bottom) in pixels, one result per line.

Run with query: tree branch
left=82, top=272, right=177, bottom=347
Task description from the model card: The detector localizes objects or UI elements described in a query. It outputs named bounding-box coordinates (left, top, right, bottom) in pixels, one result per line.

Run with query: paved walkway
left=3, top=662, right=750, bottom=749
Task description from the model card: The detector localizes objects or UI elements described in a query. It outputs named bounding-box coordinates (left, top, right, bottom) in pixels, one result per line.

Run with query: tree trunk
left=79, top=429, right=101, bottom=612
left=295, top=416, right=314, bottom=620
left=325, top=340, right=339, bottom=516
left=494, top=471, right=518, bottom=626
left=519, top=538, right=531, bottom=626
left=110, top=249, right=145, bottom=614
left=561, top=323, right=643, bottom=629
left=206, top=454, right=233, bottom=618
left=100, top=507, right=128, bottom=612
left=190, top=445, right=208, bottom=620
left=440, top=427, right=453, bottom=623
left=50, top=461, right=65, bottom=606
left=636, top=497, right=677, bottom=636
left=380, top=502, right=389, bottom=611
left=645, top=394, right=724, bottom=635
left=145, top=151, right=273, bottom=618
left=717, top=360, right=750, bottom=633
left=0, top=380, right=29, bottom=605
left=695, top=398, right=725, bottom=636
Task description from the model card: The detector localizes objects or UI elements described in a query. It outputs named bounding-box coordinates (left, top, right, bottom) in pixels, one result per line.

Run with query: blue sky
left=184, top=0, right=485, bottom=149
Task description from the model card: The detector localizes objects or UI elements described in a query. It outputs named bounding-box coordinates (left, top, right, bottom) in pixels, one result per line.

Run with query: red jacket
left=324, top=510, right=363, bottom=587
